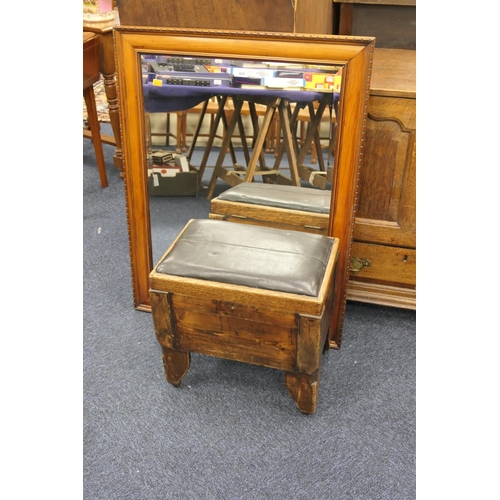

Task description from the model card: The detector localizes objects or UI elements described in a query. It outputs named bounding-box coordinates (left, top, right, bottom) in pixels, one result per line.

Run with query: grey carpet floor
left=83, top=124, right=416, bottom=499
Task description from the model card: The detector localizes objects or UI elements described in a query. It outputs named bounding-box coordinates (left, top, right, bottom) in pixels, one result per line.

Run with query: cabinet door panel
left=354, top=96, right=416, bottom=248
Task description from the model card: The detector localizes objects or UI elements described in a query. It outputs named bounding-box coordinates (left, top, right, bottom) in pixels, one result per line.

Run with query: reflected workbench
left=143, top=82, right=338, bottom=198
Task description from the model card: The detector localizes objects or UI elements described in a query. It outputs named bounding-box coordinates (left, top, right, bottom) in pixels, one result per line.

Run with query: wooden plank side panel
left=171, top=294, right=297, bottom=326
left=177, top=331, right=296, bottom=371
left=171, top=293, right=298, bottom=370
left=176, top=314, right=297, bottom=348
left=175, top=318, right=297, bottom=371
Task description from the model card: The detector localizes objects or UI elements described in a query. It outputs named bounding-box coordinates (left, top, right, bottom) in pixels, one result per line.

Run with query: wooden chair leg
left=83, top=86, right=108, bottom=188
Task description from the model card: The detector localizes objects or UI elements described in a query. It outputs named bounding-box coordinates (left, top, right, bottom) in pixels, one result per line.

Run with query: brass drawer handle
left=350, top=256, right=371, bottom=273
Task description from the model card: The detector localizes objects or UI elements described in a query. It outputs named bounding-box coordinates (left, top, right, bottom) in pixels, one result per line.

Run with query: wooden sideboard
left=347, top=48, right=416, bottom=309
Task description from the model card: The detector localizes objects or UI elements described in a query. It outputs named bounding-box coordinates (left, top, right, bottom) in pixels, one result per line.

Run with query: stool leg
left=161, top=347, right=190, bottom=387
left=284, top=370, right=320, bottom=414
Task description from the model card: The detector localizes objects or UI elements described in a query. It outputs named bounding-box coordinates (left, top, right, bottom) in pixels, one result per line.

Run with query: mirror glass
left=140, top=52, right=343, bottom=264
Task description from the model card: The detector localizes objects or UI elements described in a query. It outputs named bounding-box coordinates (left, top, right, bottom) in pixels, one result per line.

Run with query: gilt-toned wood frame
left=114, top=27, right=374, bottom=347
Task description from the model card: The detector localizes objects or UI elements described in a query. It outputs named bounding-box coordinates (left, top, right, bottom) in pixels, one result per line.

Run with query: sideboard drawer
left=349, top=241, right=416, bottom=287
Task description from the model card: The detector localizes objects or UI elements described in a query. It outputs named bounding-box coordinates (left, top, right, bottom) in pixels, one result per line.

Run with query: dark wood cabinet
left=347, top=48, right=416, bottom=309
left=117, top=0, right=333, bottom=34
left=333, top=0, right=416, bottom=49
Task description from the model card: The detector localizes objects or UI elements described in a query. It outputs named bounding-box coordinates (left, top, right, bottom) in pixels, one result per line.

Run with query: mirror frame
left=114, top=27, right=374, bottom=346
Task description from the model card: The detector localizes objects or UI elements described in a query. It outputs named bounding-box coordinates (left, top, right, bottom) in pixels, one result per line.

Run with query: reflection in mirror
left=141, top=53, right=343, bottom=264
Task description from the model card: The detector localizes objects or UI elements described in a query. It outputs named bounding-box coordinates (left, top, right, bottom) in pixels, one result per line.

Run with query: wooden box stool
left=209, top=183, right=331, bottom=235
left=149, top=219, right=339, bottom=414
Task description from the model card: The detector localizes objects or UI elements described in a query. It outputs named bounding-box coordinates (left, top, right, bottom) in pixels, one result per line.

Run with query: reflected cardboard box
left=304, top=72, right=336, bottom=91
left=147, top=155, right=199, bottom=197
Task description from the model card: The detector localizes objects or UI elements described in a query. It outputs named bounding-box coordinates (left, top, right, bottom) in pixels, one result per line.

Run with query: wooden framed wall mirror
left=114, top=27, right=374, bottom=346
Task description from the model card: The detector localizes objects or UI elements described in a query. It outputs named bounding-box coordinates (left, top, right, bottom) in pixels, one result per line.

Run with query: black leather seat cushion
left=156, top=219, right=334, bottom=297
left=216, top=183, right=331, bottom=214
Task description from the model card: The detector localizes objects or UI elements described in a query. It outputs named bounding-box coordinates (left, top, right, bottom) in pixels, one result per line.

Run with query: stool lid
left=156, top=219, right=334, bottom=297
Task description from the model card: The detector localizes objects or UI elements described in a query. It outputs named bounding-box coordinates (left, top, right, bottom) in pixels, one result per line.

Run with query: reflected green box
left=148, top=170, right=199, bottom=197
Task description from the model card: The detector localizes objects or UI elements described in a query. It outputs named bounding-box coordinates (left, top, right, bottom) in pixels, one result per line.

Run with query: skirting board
left=346, top=280, right=416, bottom=310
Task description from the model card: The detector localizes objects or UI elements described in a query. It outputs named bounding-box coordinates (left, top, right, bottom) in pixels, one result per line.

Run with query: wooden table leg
left=296, top=98, right=328, bottom=168
left=248, top=102, right=271, bottom=171
left=187, top=100, right=208, bottom=160
left=83, top=86, right=109, bottom=188
left=206, top=98, right=244, bottom=199
left=277, top=100, right=300, bottom=186
left=272, top=102, right=302, bottom=170
left=99, top=31, right=124, bottom=176
left=242, top=101, right=278, bottom=183
left=191, top=96, right=232, bottom=186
